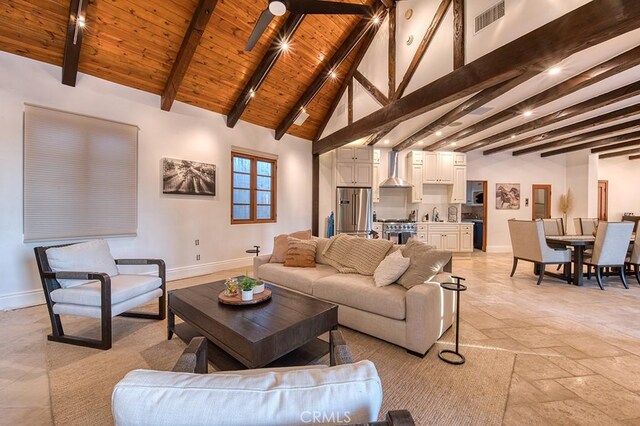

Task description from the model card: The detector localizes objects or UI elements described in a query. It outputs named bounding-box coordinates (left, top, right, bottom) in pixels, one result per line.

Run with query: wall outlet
left=196, top=254, right=200, bottom=261
left=525, top=198, right=529, bottom=207
left=195, top=239, right=199, bottom=246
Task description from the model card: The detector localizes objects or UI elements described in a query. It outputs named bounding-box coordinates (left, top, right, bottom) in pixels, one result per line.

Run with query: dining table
left=546, top=234, right=635, bottom=286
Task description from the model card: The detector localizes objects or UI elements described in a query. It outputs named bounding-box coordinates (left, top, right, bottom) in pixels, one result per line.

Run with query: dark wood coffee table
left=167, top=279, right=338, bottom=369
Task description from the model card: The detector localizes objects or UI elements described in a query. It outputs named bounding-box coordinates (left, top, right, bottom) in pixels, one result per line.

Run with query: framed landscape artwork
left=162, top=158, right=216, bottom=196
left=496, top=183, right=520, bottom=209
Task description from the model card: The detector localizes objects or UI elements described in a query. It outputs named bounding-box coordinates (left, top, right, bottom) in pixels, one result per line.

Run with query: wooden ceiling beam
left=348, top=78, right=354, bottom=125
left=388, top=3, right=397, bottom=98
left=592, top=139, right=640, bottom=153
left=540, top=131, right=640, bottom=157
left=453, top=0, right=464, bottom=69
left=390, top=72, right=537, bottom=152
left=630, top=154, right=640, bottom=160
left=598, top=147, right=640, bottom=159
left=312, top=7, right=387, bottom=142
left=161, top=0, right=219, bottom=111
left=466, top=81, right=640, bottom=152
left=451, top=46, right=640, bottom=151
left=226, top=13, right=305, bottom=128
left=276, top=4, right=384, bottom=140
left=484, top=103, right=640, bottom=155
left=354, top=70, right=389, bottom=106
left=62, top=0, right=89, bottom=86
left=314, top=0, right=640, bottom=155
left=394, top=0, right=452, bottom=100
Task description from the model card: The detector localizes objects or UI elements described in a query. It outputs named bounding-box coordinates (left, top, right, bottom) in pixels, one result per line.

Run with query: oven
left=382, top=221, right=417, bottom=244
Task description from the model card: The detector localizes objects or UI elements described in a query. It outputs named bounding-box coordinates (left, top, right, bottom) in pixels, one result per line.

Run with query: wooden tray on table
left=218, top=289, right=272, bottom=305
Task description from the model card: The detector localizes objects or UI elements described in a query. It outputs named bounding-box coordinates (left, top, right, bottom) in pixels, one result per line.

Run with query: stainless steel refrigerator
left=335, top=187, right=373, bottom=237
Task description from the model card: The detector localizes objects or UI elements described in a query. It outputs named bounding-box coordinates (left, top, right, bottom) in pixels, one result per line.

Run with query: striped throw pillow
left=284, top=237, right=317, bottom=268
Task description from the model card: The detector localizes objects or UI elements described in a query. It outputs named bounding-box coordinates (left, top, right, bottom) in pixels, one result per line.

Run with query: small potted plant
left=239, top=276, right=255, bottom=301
left=253, top=279, right=265, bottom=294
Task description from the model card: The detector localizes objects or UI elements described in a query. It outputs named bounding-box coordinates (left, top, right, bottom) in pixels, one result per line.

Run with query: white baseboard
left=486, top=245, right=512, bottom=253
left=166, top=257, right=254, bottom=281
left=0, top=257, right=255, bottom=311
left=0, top=289, right=45, bottom=311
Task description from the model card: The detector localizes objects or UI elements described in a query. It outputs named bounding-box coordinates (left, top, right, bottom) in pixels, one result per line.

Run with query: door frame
left=481, top=181, right=488, bottom=252
left=532, top=184, right=552, bottom=219
left=598, top=180, right=608, bottom=221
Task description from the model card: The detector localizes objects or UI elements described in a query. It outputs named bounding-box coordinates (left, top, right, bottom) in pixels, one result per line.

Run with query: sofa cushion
left=374, top=250, right=411, bottom=287
left=46, top=240, right=119, bottom=288
left=270, top=230, right=312, bottom=263
left=322, top=234, right=393, bottom=275
left=284, top=237, right=317, bottom=268
left=50, top=274, right=162, bottom=306
left=397, top=238, right=452, bottom=290
left=112, top=360, right=382, bottom=426
left=313, top=274, right=406, bottom=320
left=258, top=263, right=338, bottom=295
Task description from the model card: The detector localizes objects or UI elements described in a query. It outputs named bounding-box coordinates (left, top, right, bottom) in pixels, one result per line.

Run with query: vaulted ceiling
left=0, top=0, right=377, bottom=140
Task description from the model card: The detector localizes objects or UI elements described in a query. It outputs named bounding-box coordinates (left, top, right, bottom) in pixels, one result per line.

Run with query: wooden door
left=532, top=184, right=552, bottom=219
left=598, top=180, right=608, bottom=221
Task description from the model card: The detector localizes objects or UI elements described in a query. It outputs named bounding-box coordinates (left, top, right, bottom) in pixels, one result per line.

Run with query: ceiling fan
left=245, top=0, right=372, bottom=51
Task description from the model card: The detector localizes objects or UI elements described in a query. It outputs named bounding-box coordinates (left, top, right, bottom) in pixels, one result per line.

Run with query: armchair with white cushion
left=112, top=331, right=414, bottom=426
left=584, top=221, right=634, bottom=290
left=34, top=239, right=166, bottom=350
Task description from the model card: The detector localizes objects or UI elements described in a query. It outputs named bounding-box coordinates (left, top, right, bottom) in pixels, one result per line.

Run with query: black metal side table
left=245, top=245, right=261, bottom=256
left=438, top=275, right=467, bottom=365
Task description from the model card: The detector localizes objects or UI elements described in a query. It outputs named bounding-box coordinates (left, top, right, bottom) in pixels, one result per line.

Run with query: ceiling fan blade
left=288, top=0, right=371, bottom=15
left=245, top=8, right=275, bottom=51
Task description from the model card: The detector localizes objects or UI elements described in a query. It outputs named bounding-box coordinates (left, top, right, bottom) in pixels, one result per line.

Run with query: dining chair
left=508, top=219, right=571, bottom=285
left=574, top=218, right=599, bottom=236
left=584, top=222, right=634, bottom=290
left=542, top=218, right=565, bottom=236
left=625, top=233, right=640, bottom=285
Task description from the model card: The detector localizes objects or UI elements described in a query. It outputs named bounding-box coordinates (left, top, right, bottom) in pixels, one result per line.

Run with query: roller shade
left=23, top=105, right=138, bottom=242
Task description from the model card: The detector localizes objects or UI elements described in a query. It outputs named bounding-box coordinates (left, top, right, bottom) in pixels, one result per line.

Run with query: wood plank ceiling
left=0, top=0, right=376, bottom=141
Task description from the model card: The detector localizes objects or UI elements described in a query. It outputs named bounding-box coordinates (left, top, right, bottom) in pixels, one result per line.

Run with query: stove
left=381, top=219, right=414, bottom=223
left=382, top=221, right=417, bottom=244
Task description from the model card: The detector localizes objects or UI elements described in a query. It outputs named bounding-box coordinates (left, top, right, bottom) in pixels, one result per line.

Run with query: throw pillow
left=373, top=250, right=411, bottom=287
left=46, top=239, right=119, bottom=288
left=313, top=237, right=331, bottom=265
left=284, top=237, right=317, bottom=268
left=397, top=238, right=452, bottom=290
left=270, top=229, right=312, bottom=263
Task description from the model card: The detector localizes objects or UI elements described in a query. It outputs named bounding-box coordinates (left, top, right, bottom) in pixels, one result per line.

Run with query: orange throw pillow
left=270, top=229, right=312, bottom=263
left=284, top=237, right=317, bottom=268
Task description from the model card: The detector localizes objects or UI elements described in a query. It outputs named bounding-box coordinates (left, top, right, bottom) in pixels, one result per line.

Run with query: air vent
left=469, top=106, right=493, bottom=116
left=475, top=0, right=505, bottom=34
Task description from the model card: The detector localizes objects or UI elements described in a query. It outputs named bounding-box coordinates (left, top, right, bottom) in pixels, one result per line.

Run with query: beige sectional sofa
left=253, top=238, right=455, bottom=356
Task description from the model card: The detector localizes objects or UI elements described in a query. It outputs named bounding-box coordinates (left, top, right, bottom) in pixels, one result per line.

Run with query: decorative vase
left=253, top=281, right=265, bottom=294
left=241, top=290, right=253, bottom=301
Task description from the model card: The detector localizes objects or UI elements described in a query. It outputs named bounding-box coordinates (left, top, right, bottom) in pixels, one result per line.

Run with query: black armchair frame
left=173, top=332, right=415, bottom=426
left=34, top=244, right=166, bottom=350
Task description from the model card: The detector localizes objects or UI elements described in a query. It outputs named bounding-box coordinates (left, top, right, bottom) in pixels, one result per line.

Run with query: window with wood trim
left=231, top=152, right=277, bottom=223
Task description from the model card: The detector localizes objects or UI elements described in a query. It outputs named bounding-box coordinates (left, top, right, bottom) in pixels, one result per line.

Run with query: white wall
left=0, top=51, right=312, bottom=310
left=598, top=156, right=640, bottom=221
left=466, top=151, right=568, bottom=252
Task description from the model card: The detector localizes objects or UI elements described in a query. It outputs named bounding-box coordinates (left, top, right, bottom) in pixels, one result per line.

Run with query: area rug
left=46, top=316, right=514, bottom=425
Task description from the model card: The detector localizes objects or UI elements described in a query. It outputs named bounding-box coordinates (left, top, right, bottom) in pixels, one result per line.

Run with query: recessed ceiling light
left=330, top=71, right=337, bottom=79
left=436, top=131, right=443, bottom=137
left=383, top=140, right=389, bottom=145
left=280, top=41, right=290, bottom=51
left=523, top=110, right=533, bottom=117
left=548, top=67, right=561, bottom=75
left=249, top=89, right=255, bottom=98
left=418, top=141, right=424, bottom=145
left=511, top=135, right=516, bottom=139
left=373, top=15, right=380, bottom=25
left=77, top=16, right=86, bottom=28
left=450, top=142, right=457, bottom=147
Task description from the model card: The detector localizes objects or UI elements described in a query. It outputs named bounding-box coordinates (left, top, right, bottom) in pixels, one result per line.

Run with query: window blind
left=23, top=105, right=138, bottom=242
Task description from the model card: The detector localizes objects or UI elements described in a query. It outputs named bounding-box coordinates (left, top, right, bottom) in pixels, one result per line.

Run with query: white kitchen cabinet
left=422, top=151, right=453, bottom=184
left=407, top=151, right=423, bottom=165
left=373, top=222, right=383, bottom=234
left=450, top=165, right=467, bottom=203
left=409, top=164, right=423, bottom=203
left=372, top=163, right=380, bottom=202
left=373, top=149, right=381, bottom=164
left=428, top=232, right=444, bottom=249
left=443, top=233, right=460, bottom=251
left=460, top=225, right=473, bottom=252
left=335, top=147, right=373, bottom=187
left=454, top=152, right=467, bottom=166
left=337, top=146, right=373, bottom=163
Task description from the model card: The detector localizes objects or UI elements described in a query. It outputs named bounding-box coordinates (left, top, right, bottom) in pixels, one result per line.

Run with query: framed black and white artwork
left=162, top=158, right=216, bottom=196
left=496, top=183, right=520, bottom=209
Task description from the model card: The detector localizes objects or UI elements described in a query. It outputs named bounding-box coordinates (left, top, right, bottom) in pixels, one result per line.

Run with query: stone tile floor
left=2, top=254, right=640, bottom=425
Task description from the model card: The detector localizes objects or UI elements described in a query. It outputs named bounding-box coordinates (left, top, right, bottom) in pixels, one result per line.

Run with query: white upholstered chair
left=508, top=219, right=571, bottom=285
left=112, top=332, right=414, bottom=426
left=34, top=240, right=166, bottom=350
left=574, top=218, right=599, bottom=235
left=584, top=222, right=635, bottom=290
left=542, top=218, right=565, bottom=236
left=626, top=234, right=640, bottom=285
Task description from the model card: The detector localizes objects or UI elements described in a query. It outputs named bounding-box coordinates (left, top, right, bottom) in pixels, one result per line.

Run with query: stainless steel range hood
left=379, top=150, right=413, bottom=188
